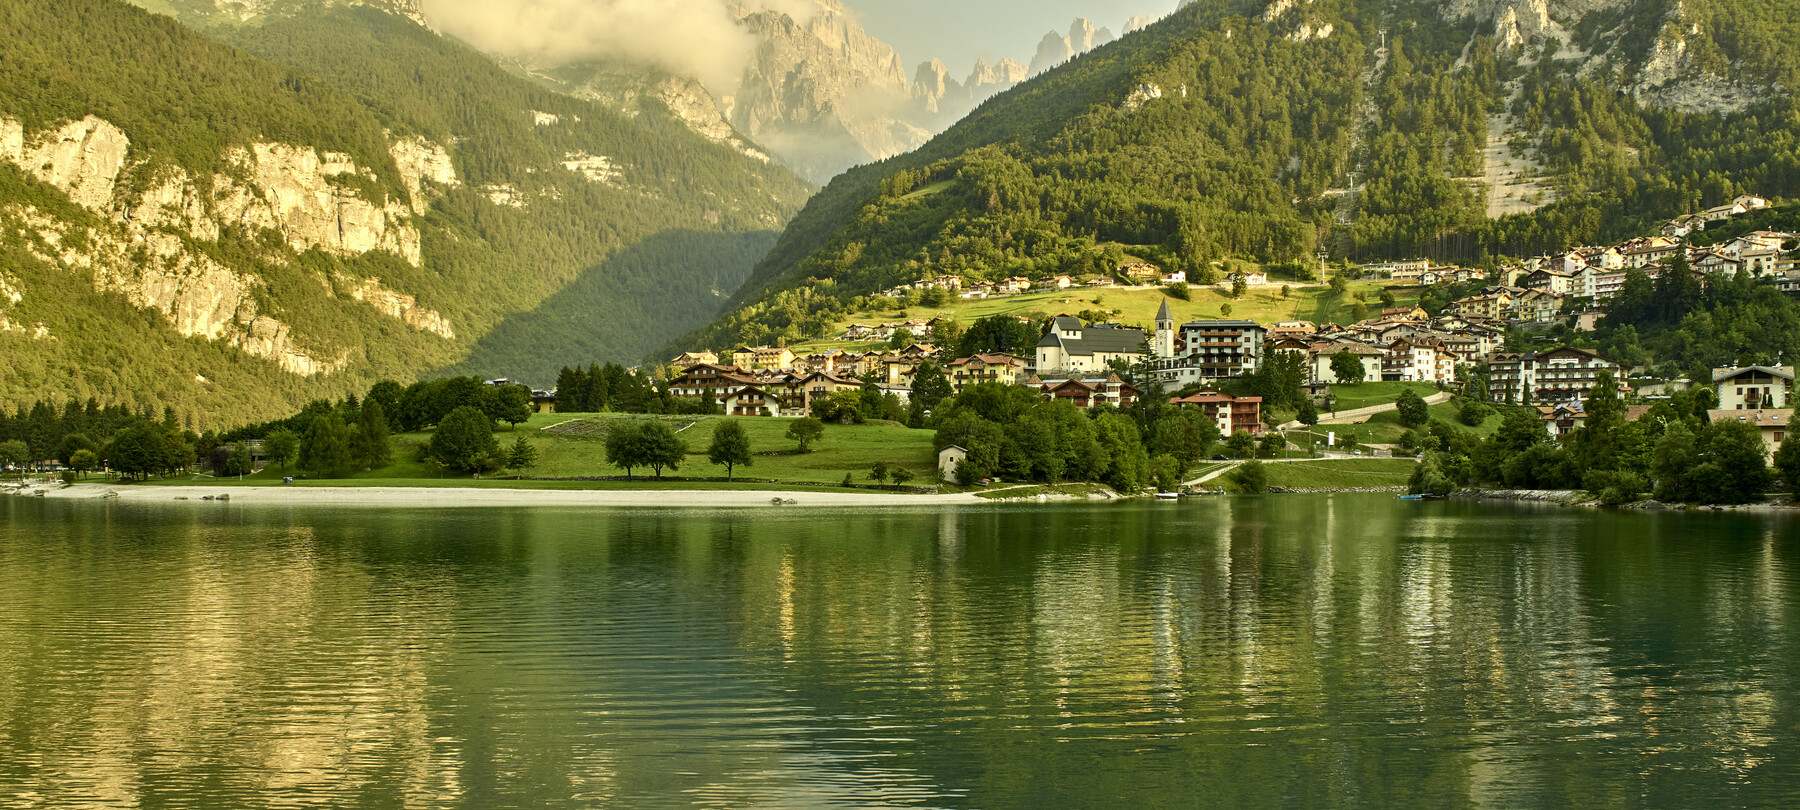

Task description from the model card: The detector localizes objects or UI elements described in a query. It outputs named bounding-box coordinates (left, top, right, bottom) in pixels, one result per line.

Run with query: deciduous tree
left=706, top=420, right=752, bottom=481
left=429, top=407, right=499, bottom=475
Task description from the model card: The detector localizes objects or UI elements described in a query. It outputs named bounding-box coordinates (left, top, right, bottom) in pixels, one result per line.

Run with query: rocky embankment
left=1267, top=486, right=1407, bottom=494
left=1456, top=489, right=1798, bottom=511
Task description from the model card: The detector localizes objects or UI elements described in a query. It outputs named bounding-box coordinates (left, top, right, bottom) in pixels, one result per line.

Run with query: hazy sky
left=844, top=1, right=1182, bottom=74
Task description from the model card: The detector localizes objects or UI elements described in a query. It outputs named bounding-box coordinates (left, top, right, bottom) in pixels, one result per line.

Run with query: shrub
left=1228, top=460, right=1268, bottom=493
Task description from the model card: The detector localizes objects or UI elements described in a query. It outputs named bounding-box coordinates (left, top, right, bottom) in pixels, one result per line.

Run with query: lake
left=2, top=495, right=1797, bottom=808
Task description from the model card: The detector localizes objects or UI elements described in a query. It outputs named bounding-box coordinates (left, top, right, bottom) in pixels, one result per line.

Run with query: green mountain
left=0, top=0, right=810, bottom=427
left=674, top=0, right=1800, bottom=352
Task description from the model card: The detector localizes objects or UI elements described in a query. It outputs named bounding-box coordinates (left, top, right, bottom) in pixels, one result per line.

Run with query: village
left=514, top=196, right=1797, bottom=460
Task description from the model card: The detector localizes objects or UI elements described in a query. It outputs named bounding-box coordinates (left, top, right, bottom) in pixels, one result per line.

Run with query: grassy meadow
left=786, top=277, right=1418, bottom=355
left=154, top=413, right=941, bottom=492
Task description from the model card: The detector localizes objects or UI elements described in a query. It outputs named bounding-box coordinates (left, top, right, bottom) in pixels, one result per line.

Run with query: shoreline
left=1455, top=489, right=1800, bottom=512
left=26, top=483, right=992, bottom=509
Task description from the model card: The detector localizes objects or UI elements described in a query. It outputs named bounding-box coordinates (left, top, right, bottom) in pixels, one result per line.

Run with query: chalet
left=947, top=354, right=1027, bottom=392
left=1662, top=215, right=1706, bottom=239
left=1542, top=402, right=1585, bottom=438
left=722, top=385, right=783, bottom=418
left=1383, top=338, right=1448, bottom=383
left=1721, top=231, right=1790, bottom=254
left=1169, top=391, right=1264, bottom=435
left=1269, top=337, right=1313, bottom=362
left=1120, top=263, right=1163, bottom=281
left=1695, top=250, right=1746, bottom=277
left=1521, top=269, right=1576, bottom=295
left=1742, top=248, right=1781, bottom=277
left=1035, top=316, right=1149, bottom=375
left=1036, top=375, right=1140, bottom=409
left=670, top=351, right=719, bottom=366
left=668, top=363, right=757, bottom=400
left=1705, top=409, right=1792, bottom=462
left=1162, top=270, right=1189, bottom=284
left=1381, top=307, right=1429, bottom=321
left=1622, top=238, right=1680, bottom=268
left=1734, top=194, right=1772, bottom=212
left=1309, top=342, right=1384, bottom=385
left=1714, top=366, right=1795, bottom=410
left=1515, top=289, right=1565, bottom=323
left=1365, top=259, right=1429, bottom=280
left=797, top=371, right=861, bottom=412
left=1704, top=201, right=1748, bottom=222
left=1267, top=321, right=1318, bottom=341
left=1226, top=271, right=1267, bottom=286
left=1451, top=293, right=1510, bottom=320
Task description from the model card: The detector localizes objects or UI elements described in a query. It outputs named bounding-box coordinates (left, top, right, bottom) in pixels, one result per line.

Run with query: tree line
left=1406, top=371, right=1797, bottom=505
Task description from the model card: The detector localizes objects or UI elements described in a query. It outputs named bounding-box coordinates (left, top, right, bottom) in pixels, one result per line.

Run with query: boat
left=1155, top=492, right=1182, bottom=501
left=1398, top=494, right=1446, bottom=501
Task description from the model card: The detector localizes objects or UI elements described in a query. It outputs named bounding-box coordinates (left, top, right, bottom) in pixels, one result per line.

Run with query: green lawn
left=151, top=412, right=941, bottom=490
left=1297, top=400, right=1501, bottom=447
left=1253, top=459, right=1420, bottom=490
left=1323, top=381, right=1442, bottom=412
left=786, top=278, right=1417, bottom=354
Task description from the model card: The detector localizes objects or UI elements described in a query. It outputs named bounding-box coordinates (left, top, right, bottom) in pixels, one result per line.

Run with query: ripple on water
left=2, top=497, right=1798, bottom=807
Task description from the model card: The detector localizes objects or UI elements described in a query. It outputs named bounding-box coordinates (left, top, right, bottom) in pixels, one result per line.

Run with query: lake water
left=2, top=495, right=1798, bottom=809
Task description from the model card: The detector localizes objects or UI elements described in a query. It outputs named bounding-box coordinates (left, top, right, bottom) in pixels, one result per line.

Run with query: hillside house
left=1714, top=366, right=1795, bottom=410
left=1309, top=342, right=1384, bottom=384
left=1705, top=409, right=1792, bottom=462
left=1170, top=391, right=1264, bottom=436
left=1035, top=375, right=1141, bottom=409
left=1486, top=347, right=1626, bottom=405
left=947, top=354, right=1026, bottom=392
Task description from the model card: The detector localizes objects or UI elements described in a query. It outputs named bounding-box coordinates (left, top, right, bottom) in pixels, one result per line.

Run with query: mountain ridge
left=670, top=0, right=1800, bottom=355
left=0, top=0, right=810, bottom=423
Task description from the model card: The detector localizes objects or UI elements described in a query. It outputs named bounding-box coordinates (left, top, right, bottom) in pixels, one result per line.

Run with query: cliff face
left=1028, top=19, right=1116, bottom=76
left=1, top=113, right=455, bottom=377
left=719, top=0, right=920, bottom=182
left=1437, top=0, right=1773, bottom=114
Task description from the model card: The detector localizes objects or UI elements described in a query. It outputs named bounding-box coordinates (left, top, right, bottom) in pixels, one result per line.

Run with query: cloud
left=421, top=0, right=771, bottom=93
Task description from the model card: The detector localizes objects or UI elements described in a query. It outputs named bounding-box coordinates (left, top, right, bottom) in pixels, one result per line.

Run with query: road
left=1278, top=391, right=1454, bottom=430
left=1183, top=454, right=1419, bottom=487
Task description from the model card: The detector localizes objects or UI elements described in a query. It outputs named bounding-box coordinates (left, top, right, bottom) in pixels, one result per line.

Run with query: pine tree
left=507, top=436, right=538, bottom=478
left=354, top=400, right=391, bottom=470
left=299, top=413, right=353, bottom=478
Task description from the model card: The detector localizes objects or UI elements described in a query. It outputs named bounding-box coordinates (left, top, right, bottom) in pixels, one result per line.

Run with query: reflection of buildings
left=6, top=505, right=1795, bottom=805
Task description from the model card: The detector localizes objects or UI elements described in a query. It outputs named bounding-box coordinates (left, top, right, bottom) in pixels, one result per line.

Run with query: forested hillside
left=0, top=0, right=810, bottom=427
left=674, top=0, right=1800, bottom=352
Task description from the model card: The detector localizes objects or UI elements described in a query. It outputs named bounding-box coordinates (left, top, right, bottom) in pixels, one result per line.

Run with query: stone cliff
left=1029, top=19, right=1116, bottom=76
left=1436, top=0, right=1771, bottom=114
left=0, top=113, right=458, bottom=377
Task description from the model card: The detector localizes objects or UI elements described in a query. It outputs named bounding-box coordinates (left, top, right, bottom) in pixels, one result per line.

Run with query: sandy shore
left=29, top=483, right=990, bottom=509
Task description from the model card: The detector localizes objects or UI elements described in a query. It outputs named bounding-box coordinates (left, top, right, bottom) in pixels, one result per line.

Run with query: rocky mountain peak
left=1029, top=18, right=1114, bottom=76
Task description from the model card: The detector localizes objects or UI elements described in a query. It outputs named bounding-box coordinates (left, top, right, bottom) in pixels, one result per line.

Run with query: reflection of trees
left=1, top=502, right=1795, bottom=806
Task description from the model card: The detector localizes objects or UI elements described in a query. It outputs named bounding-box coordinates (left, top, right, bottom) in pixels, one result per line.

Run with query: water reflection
left=1, top=497, right=1797, bottom=808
